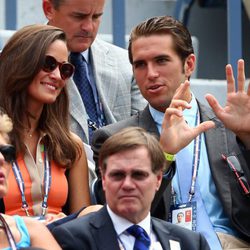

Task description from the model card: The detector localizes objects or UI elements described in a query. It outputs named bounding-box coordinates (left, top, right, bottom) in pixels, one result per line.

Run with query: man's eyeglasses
left=222, top=154, right=250, bottom=196
left=0, top=144, right=16, bottom=163
left=42, top=55, right=75, bottom=80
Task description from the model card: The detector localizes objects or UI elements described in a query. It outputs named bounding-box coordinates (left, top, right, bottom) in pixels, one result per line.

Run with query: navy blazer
left=52, top=206, right=210, bottom=250
left=91, top=103, right=250, bottom=242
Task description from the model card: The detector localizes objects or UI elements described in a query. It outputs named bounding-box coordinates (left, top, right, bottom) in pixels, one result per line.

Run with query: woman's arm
left=24, top=217, right=61, bottom=249
left=67, top=132, right=91, bottom=213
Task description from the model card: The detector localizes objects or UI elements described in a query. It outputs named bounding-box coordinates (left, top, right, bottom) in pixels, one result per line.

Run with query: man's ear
left=184, top=53, right=196, bottom=79
left=42, top=0, right=55, bottom=21
left=155, top=171, right=163, bottom=191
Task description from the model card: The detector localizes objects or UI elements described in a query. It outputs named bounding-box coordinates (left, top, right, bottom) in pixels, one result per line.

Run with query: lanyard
left=117, top=236, right=126, bottom=250
left=11, top=145, right=51, bottom=216
left=172, top=109, right=202, bottom=203
left=0, top=214, right=17, bottom=250
left=188, top=109, right=201, bottom=202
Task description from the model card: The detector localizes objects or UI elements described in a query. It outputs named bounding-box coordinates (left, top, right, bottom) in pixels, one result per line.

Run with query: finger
left=173, top=80, right=190, bottom=101
left=165, top=108, right=183, bottom=118
left=226, top=64, right=235, bottom=93
left=237, top=59, right=245, bottom=92
left=162, top=107, right=183, bottom=129
left=169, top=99, right=192, bottom=109
left=193, top=121, right=215, bottom=136
left=205, top=94, right=224, bottom=115
left=162, top=108, right=181, bottom=129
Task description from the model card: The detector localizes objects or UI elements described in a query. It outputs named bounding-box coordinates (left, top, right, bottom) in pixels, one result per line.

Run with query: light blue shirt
left=149, top=94, right=239, bottom=249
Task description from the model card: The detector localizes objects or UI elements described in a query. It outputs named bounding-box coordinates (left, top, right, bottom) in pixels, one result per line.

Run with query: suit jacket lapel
left=152, top=218, right=182, bottom=250
left=90, top=39, right=118, bottom=123
left=67, top=78, right=89, bottom=141
left=89, top=206, right=120, bottom=250
left=139, top=106, right=160, bottom=137
left=198, top=102, right=232, bottom=210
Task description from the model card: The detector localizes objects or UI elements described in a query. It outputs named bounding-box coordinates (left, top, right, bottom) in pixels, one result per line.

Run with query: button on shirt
left=107, top=206, right=162, bottom=250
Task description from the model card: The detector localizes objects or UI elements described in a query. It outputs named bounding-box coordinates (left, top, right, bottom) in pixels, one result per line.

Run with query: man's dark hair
left=128, top=15, right=194, bottom=66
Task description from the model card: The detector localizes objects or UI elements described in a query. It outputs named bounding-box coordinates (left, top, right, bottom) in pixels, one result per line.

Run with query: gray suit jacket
left=91, top=103, right=250, bottom=242
left=67, top=38, right=146, bottom=143
left=52, top=206, right=210, bottom=250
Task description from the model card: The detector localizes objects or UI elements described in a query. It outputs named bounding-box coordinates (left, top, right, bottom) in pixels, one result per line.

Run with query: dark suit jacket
left=91, top=103, right=250, bottom=242
left=52, top=206, right=210, bottom=250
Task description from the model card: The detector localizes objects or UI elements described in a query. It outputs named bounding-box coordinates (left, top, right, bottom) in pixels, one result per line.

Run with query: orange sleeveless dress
left=4, top=144, right=68, bottom=216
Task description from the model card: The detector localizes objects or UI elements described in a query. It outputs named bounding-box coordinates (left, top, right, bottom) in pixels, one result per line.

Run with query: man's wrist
left=164, top=152, right=176, bottom=162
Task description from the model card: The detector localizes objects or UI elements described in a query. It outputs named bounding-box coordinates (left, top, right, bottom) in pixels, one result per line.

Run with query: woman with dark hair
left=0, top=109, right=61, bottom=249
left=0, top=24, right=91, bottom=223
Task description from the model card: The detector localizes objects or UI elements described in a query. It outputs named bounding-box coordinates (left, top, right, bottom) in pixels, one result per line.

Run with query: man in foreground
left=52, top=127, right=210, bottom=250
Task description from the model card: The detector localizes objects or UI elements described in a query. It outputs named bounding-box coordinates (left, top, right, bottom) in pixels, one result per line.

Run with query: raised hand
left=160, top=81, right=215, bottom=154
left=205, top=59, right=250, bottom=148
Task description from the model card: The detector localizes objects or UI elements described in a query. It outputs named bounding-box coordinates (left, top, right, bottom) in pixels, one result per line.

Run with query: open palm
left=206, top=59, right=250, bottom=148
left=160, top=81, right=215, bottom=154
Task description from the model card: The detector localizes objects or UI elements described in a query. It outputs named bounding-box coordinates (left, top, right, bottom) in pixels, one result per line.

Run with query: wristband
left=164, top=152, right=176, bottom=162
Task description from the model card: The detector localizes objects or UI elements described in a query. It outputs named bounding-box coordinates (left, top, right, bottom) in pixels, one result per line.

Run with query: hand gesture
left=160, top=81, right=215, bottom=154
left=205, top=59, right=250, bottom=148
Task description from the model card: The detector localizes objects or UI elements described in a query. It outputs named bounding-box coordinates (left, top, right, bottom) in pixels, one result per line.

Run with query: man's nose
left=121, top=175, right=135, bottom=188
left=147, top=64, right=159, bottom=79
left=80, top=18, right=94, bottom=32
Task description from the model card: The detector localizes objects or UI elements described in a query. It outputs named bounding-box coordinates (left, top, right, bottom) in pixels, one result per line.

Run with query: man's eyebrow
left=133, top=54, right=171, bottom=64
left=93, top=12, right=103, bottom=17
left=155, top=54, right=171, bottom=60
left=71, top=11, right=103, bottom=16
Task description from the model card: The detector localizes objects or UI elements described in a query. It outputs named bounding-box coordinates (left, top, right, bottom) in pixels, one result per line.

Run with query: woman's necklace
left=26, top=110, right=37, bottom=138
left=25, top=127, right=37, bottom=138
left=27, top=129, right=34, bottom=138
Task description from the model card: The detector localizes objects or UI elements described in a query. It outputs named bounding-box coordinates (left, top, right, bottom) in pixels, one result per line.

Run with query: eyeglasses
left=42, top=55, right=75, bottom=80
left=0, top=144, right=16, bottom=163
left=222, top=154, right=250, bottom=196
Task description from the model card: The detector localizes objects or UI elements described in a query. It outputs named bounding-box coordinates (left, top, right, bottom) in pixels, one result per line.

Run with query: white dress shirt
left=107, top=205, right=163, bottom=250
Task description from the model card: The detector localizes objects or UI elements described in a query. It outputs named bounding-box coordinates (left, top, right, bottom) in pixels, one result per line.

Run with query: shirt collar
left=182, top=92, right=198, bottom=127
left=107, top=205, right=151, bottom=236
left=80, top=49, right=90, bottom=64
left=149, top=104, right=164, bottom=129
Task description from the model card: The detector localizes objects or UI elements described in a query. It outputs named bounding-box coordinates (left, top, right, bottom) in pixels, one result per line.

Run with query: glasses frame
left=42, top=55, right=75, bottom=80
left=0, top=144, right=16, bottom=163
left=222, top=154, right=250, bottom=196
